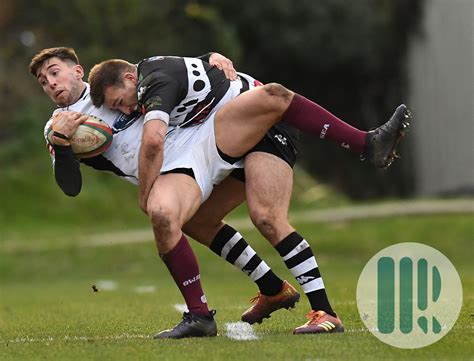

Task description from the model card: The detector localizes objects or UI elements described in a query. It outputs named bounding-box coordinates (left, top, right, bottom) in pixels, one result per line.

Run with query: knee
left=250, top=207, right=295, bottom=245
left=261, top=83, right=293, bottom=111
left=249, top=208, right=280, bottom=243
left=183, top=218, right=223, bottom=246
left=148, top=204, right=179, bottom=240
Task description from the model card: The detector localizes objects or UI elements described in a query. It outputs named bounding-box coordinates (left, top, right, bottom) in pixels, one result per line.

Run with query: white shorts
left=161, top=114, right=244, bottom=202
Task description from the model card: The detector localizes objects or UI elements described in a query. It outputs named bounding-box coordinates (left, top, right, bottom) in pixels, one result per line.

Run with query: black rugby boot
left=154, top=310, right=217, bottom=339
left=363, top=104, right=412, bottom=168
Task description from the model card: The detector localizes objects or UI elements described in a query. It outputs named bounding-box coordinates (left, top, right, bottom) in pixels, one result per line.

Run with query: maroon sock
left=283, top=94, right=367, bottom=154
left=160, top=234, right=210, bottom=316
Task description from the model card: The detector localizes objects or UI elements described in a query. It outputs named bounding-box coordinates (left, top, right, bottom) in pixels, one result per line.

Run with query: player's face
left=104, top=79, right=138, bottom=115
left=36, top=57, right=85, bottom=107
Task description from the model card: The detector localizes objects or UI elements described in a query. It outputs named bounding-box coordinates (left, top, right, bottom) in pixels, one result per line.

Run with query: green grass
left=1, top=213, right=472, bottom=360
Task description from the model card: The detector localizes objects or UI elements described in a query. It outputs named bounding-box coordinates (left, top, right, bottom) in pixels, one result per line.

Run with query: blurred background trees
left=0, top=0, right=424, bottom=199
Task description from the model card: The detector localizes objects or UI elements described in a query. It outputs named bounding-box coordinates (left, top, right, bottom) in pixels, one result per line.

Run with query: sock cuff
left=282, top=93, right=304, bottom=120
left=210, top=224, right=237, bottom=254
left=275, top=231, right=304, bottom=256
left=161, top=233, right=189, bottom=261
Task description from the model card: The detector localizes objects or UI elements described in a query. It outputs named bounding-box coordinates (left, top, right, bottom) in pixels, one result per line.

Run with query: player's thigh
left=214, top=85, right=293, bottom=158
left=147, top=173, right=203, bottom=230
left=245, top=151, right=293, bottom=223
left=183, top=176, right=246, bottom=245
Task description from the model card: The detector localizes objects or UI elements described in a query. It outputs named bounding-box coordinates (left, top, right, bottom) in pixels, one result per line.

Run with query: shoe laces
left=305, top=310, right=326, bottom=324
left=181, top=312, right=193, bottom=324
left=249, top=293, right=262, bottom=304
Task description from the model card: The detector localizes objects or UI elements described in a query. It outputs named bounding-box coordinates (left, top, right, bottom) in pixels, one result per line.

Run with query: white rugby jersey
left=43, top=83, right=143, bottom=184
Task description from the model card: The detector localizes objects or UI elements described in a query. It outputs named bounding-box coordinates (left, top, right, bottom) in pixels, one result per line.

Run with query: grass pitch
left=1, top=213, right=472, bottom=360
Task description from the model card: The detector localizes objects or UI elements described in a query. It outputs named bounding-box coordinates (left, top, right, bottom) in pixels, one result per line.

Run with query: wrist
left=52, top=131, right=72, bottom=146
left=52, top=137, right=71, bottom=146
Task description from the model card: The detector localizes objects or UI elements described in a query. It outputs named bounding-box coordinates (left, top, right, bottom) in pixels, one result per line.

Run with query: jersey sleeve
left=196, top=52, right=214, bottom=63
left=43, top=118, right=55, bottom=166
left=138, top=72, right=183, bottom=125
left=43, top=115, right=82, bottom=196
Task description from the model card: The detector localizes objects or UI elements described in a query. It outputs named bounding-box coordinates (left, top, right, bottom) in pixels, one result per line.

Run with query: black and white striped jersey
left=136, top=56, right=230, bottom=127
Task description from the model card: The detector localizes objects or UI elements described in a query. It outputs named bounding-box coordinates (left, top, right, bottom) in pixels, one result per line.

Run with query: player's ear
left=123, top=72, right=136, bottom=84
left=74, top=64, right=84, bottom=80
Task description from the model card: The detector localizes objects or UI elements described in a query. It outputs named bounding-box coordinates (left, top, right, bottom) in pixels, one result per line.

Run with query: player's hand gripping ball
left=47, top=115, right=113, bottom=158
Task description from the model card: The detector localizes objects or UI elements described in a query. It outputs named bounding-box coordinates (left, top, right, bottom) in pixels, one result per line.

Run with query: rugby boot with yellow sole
left=293, top=310, right=344, bottom=334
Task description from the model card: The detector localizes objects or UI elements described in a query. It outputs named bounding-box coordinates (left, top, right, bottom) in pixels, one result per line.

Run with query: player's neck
left=68, top=81, right=88, bottom=106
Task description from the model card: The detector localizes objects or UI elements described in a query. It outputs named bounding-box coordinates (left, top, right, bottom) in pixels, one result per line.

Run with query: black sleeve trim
left=196, top=52, right=214, bottom=63
left=53, top=145, right=82, bottom=197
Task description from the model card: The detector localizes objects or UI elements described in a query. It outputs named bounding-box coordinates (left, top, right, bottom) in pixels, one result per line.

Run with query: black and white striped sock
left=275, top=232, right=336, bottom=316
left=210, top=224, right=283, bottom=296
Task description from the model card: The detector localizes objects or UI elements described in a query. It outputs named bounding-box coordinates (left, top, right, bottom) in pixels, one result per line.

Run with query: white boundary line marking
left=173, top=303, right=188, bottom=313
left=1, top=333, right=151, bottom=344
left=1, top=325, right=471, bottom=345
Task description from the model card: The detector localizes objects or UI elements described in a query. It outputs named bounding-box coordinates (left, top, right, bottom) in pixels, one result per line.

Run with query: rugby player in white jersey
left=31, top=47, right=344, bottom=339
left=88, top=56, right=410, bottom=335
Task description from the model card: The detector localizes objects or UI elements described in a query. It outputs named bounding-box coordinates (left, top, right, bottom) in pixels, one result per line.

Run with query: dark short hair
left=88, top=59, right=135, bottom=107
left=29, top=47, right=79, bottom=77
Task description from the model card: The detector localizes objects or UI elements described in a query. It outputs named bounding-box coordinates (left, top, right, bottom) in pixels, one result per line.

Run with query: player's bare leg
left=215, top=84, right=293, bottom=158
left=215, top=83, right=411, bottom=168
left=241, top=152, right=342, bottom=332
left=147, top=173, right=217, bottom=339
left=239, top=152, right=299, bottom=324
left=183, top=177, right=246, bottom=245
left=244, top=152, right=295, bottom=245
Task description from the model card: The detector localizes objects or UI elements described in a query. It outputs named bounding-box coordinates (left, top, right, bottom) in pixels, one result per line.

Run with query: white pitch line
left=2, top=324, right=471, bottom=345
left=1, top=333, right=151, bottom=344
left=134, top=285, right=156, bottom=294
left=95, top=280, right=118, bottom=291
left=173, top=303, right=188, bottom=313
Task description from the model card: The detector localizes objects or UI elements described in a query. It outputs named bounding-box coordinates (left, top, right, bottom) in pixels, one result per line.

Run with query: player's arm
left=138, top=118, right=167, bottom=213
left=197, top=52, right=237, bottom=81
left=136, top=69, right=181, bottom=213
left=46, top=111, right=88, bottom=196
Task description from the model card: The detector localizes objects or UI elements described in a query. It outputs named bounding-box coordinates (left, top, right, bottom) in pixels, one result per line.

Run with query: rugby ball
left=47, top=115, right=113, bottom=158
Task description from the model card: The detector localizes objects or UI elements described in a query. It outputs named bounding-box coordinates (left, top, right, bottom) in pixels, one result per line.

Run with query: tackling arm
left=138, top=119, right=168, bottom=213
left=197, top=52, right=237, bottom=81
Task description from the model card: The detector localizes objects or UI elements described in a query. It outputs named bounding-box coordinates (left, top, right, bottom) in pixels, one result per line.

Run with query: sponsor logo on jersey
left=341, top=142, right=350, bottom=149
left=137, top=85, right=150, bottom=101
left=143, top=96, right=162, bottom=113
left=112, top=112, right=141, bottom=133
